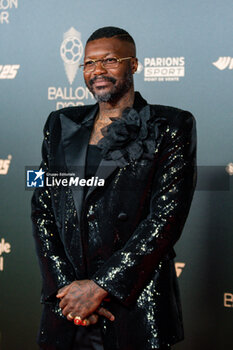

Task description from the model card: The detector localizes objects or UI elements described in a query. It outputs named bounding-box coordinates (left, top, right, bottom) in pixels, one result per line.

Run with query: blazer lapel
left=85, top=92, right=148, bottom=199
left=84, top=92, right=149, bottom=201
left=60, top=92, right=149, bottom=219
left=60, top=105, right=98, bottom=222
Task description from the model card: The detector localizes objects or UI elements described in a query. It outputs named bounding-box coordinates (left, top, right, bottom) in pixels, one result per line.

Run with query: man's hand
left=68, top=306, right=115, bottom=326
left=56, top=280, right=115, bottom=324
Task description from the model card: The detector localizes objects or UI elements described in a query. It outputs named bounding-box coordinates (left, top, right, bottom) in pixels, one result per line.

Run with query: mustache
left=89, top=76, right=117, bottom=86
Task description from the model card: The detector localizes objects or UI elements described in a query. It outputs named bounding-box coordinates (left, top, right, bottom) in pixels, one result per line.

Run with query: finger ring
left=67, top=313, right=74, bottom=320
left=74, top=316, right=82, bottom=325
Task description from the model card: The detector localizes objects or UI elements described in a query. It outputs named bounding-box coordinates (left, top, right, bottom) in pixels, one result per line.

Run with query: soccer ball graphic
left=60, top=37, right=83, bottom=64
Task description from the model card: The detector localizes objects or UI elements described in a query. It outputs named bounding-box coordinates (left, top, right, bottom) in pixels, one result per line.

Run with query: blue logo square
left=27, top=169, right=45, bottom=188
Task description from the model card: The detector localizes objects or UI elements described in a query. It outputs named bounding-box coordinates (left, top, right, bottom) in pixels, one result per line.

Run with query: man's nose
left=93, top=61, right=107, bottom=75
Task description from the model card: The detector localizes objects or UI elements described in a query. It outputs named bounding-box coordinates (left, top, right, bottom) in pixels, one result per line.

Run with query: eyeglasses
left=79, top=56, right=134, bottom=72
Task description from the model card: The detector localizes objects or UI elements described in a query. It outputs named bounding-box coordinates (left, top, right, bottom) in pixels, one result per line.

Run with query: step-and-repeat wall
left=0, top=1, right=232, bottom=349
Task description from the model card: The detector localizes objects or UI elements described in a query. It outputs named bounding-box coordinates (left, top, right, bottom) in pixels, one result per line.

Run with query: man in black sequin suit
left=31, top=26, right=197, bottom=350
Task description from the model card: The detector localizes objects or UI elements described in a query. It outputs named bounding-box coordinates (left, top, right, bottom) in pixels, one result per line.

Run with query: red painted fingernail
left=74, top=319, right=82, bottom=325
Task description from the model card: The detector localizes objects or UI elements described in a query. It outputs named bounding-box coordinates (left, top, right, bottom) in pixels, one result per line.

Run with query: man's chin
left=93, top=92, right=113, bottom=103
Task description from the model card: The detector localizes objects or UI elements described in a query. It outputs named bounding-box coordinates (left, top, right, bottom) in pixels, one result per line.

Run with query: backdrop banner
left=0, top=1, right=232, bottom=349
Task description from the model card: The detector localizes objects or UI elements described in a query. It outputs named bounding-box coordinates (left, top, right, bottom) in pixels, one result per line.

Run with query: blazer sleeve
left=92, top=110, right=197, bottom=306
left=31, top=113, right=75, bottom=303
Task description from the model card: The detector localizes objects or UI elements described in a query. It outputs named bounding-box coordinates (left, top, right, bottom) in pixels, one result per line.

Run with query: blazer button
left=117, top=212, right=128, bottom=221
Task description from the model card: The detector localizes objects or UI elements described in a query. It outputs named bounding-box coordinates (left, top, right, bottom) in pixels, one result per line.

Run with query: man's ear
left=131, top=58, right=138, bottom=74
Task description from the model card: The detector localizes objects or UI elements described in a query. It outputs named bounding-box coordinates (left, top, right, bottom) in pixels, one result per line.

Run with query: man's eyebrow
left=84, top=52, right=115, bottom=59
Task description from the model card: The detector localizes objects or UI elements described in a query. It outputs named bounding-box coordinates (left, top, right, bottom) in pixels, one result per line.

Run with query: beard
left=86, top=68, right=133, bottom=103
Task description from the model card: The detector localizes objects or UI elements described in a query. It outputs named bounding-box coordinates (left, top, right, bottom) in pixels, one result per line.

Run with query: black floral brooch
left=97, top=105, right=166, bottom=167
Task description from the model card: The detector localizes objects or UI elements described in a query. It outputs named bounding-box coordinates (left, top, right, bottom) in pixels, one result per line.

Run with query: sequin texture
left=31, top=93, right=196, bottom=350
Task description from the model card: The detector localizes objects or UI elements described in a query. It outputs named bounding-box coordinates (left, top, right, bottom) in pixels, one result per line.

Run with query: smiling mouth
left=89, top=76, right=116, bottom=88
left=93, top=79, right=111, bottom=87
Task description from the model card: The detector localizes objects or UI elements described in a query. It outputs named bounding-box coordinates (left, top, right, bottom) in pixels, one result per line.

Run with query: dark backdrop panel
left=0, top=1, right=232, bottom=349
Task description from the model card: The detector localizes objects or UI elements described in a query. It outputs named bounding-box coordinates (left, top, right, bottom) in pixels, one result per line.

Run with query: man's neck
left=97, top=88, right=135, bottom=122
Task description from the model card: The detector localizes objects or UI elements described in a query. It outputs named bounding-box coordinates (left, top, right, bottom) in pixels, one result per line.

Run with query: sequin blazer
left=31, top=92, right=197, bottom=350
